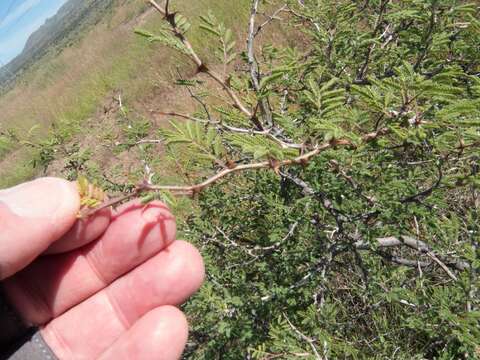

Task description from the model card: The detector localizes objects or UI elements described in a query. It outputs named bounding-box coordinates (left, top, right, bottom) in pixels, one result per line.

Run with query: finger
left=0, top=178, right=80, bottom=280
left=39, top=241, right=204, bottom=359
left=45, top=208, right=112, bottom=254
left=3, top=200, right=176, bottom=325
left=98, top=306, right=188, bottom=360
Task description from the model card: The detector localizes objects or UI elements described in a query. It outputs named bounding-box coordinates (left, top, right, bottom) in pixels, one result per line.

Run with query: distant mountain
left=0, top=0, right=116, bottom=88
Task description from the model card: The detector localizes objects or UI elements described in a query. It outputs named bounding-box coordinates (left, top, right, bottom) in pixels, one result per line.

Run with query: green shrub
left=136, top=0, right=480, bottom=358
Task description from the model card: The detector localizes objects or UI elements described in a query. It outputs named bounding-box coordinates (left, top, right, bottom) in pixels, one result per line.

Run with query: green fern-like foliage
left=199, top=10, right=237, bottom=69
left=76, top=176, right=107, bottom=216
left=134, top=26, right=192, bottom=56
left=161, top=121, right=225, bottom=166
left=135, top=0, right=480, bottom=358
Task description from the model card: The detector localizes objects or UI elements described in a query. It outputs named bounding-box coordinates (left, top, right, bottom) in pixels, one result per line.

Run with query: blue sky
left=0, top=0, right=67, bottom=65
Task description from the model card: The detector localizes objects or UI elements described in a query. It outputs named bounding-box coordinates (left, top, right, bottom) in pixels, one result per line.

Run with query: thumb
left=0, top=177, right=80, bottom=280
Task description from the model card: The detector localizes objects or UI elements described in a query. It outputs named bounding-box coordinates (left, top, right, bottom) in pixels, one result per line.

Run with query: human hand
left=0, top=177, right=204, bottom=359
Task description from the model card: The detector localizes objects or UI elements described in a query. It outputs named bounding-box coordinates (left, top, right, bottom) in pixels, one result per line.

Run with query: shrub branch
left=83, top=127, right=389, bottom=217
left=148, top=0, right=253, bottom=118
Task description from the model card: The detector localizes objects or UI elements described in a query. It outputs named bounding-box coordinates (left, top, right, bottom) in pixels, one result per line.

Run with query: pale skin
left=0, top=177, right=205, bottom=359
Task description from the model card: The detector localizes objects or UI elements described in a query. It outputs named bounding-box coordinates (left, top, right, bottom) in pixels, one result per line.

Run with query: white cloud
left=0, top=0, right=42, bottom=30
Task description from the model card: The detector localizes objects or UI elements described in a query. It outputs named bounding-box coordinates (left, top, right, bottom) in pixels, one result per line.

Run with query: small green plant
left=0, top=128, right=17, bottom=159
left=76, top=175, right=107, bottom=217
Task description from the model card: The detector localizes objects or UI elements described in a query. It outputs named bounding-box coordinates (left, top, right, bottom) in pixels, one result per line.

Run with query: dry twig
left=283, top=313, right=323, bottom=360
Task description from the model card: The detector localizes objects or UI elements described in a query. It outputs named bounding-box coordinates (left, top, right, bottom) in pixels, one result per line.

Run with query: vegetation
left=129, top=0, right=480, bottom=358
left=0, top=0, right=144, bottom=187
left=1, top=0, right=480, bottom=358
left=0, top=0, right=116, bottom=89
left=0, top=0, right=250, bottom=188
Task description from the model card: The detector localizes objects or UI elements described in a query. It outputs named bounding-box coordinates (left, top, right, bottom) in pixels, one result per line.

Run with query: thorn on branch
left=269, top=158, right=281, bottom=175
left=197, top=63, right=209, bottom=73
left=226, top=159, right=237, bottom=169
left=165, top=12, right=176, bottom=24
left=299, top=158, right=309, bottom=167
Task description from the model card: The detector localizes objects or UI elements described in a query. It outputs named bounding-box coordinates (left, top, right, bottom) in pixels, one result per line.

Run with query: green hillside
left=0, top=0, right=116, bottom=90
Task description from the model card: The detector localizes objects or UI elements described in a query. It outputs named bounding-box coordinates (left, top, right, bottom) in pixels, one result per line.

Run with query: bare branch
left=247, top=0, right=272, bottom=126
left=176, top=68, right=213, bottom=122
left=277, top=171, right=468, bottom=276
left=158, top=111, right=303, bottom=149
left=284, top=6, right=320, bottom=33
left=400, top=161, right=443, bottom=204
left=356, top=0, right=389, bottom=81
left=114, top=139, right=162, bottom=147
left=355, top=236, right=469, bottom=272
left=156, top=111, right=206, bottom=123
left=355, top=236, right=427, bottom=251
left=279, top=168, right=467, bottom=278
left=254, top=4, right=287, bottom=37
left=426, top=252, right=458, bottom=281
left=214, top=226, right=259, bottom=259
left=279, top=87, right=288, bottom=115
left=283, top=313, right=323, bottom=360
left=247, top=0, right=261, bottom=92
left=376, top=251, right=430, bottom=268
left=134, top=139, right=163, bottom=145
left=252, top=221, right=298, bottom=252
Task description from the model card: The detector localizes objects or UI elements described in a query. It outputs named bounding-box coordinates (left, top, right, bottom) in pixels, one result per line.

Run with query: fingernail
left=0, top=178, right=79, bottom=219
